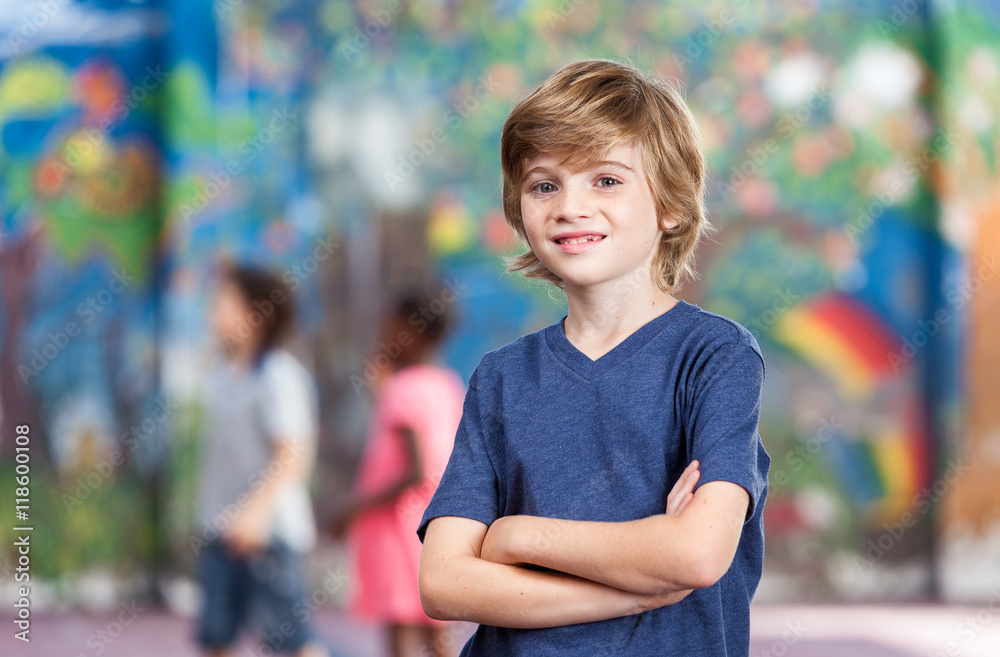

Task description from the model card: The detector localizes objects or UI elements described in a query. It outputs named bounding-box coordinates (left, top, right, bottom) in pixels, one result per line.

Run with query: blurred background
left=1, top=0, right=999, bottom=655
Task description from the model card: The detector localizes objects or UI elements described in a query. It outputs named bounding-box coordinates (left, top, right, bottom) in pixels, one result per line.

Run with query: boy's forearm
left=420, top=552, right=675, bottom=628
left=487, top=514, right=707, bottom=595
left=245, top=440, right=311, bottom=517
left=484, top=481, right=749, bottom=595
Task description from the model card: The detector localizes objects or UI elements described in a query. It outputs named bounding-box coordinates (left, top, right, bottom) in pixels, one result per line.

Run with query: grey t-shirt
left=197, top=347, right=319, bottom=553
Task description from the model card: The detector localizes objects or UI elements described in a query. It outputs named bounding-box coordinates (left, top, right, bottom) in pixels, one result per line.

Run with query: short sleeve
left=687, top=343, right=768, bottom=524
left=260, top=352, right=317, bottom=445
left=416, top=364, right=500, bottom=542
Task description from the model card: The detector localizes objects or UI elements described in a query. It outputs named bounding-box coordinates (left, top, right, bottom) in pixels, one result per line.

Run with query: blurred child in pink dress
left=340, top=287, right=466, bottom=657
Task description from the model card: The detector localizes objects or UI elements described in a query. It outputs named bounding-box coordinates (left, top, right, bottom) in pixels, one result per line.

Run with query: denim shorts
left=195, top=537, right=313, bottom=654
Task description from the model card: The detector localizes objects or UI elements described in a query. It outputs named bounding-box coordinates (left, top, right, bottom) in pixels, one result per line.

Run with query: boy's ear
left=661, top=215, right=680, bottom=232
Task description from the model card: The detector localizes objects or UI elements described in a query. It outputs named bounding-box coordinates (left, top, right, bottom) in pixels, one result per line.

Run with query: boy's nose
left=554, top=183, right=593, bottom=221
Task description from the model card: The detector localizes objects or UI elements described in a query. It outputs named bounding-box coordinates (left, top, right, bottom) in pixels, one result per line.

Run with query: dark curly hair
left=381, top=280, right=456, bottom=372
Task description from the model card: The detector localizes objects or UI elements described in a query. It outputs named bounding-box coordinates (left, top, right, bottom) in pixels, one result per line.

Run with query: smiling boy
left=417, top=59, right=770, bottom=656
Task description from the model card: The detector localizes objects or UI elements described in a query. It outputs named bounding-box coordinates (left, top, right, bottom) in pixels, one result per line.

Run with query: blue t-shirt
left=417, top=299, right=770, bottom=656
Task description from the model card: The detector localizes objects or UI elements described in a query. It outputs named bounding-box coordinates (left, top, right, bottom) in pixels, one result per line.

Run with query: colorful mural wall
left=935, top=0, right=1000, bottom=601
left=0, top=1, right=169, bottom=590
left=1, top=0, right=997, bottom=604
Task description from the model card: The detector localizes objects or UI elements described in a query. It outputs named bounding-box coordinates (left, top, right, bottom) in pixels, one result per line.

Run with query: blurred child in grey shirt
left=193, top=262, right=326, bottom=657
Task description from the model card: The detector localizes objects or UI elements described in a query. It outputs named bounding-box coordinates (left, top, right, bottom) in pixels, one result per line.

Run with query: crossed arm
left=419, top=461, right=751, bottom=628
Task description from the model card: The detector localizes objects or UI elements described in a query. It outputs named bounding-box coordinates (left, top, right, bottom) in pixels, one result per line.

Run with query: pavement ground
left=4, top=604, right=1000, bottom=656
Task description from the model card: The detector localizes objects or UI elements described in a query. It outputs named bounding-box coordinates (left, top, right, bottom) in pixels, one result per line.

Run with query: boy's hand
left=666, top=460, right=700, bottom=516
left=481, top=460, right=701, bottom=566
left=224, top=506, right=272, bottom=556
left=635, top=460, right=700, bottom=611
left=479, top=461, right=703, bottom=616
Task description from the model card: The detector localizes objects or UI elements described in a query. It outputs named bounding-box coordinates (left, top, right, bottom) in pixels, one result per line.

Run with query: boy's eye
left=597, top=177, right=621, bottom=188
left=532, top=182, right=556, bottom=194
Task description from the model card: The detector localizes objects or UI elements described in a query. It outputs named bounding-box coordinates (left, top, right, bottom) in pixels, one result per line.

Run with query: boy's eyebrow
left=590, top=160, right=635, bottom=172
left=522, top=160, right=635, bottom=179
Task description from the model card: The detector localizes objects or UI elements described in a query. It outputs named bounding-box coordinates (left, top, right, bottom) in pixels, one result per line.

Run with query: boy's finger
left=678, top=468, right=699, bottom=493
left=666, top=461, right=702, bottom=513
left=685, top=469, right=700, bottom=493
left=666, top=469, right=700, bottom=515
left=677, top=492, right=694, bottom=513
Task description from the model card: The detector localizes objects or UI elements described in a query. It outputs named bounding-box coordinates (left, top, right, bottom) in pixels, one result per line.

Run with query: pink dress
left=348, top=363, right=466, bottom=625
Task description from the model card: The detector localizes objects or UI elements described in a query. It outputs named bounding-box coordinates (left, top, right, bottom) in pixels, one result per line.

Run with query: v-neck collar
left=544, top=299, right=693, bottom=381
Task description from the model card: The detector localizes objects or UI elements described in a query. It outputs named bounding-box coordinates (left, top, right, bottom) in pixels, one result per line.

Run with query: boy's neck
left=562, top=280, right=678, bottom=359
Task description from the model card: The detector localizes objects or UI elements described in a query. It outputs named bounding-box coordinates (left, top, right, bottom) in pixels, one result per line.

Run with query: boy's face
left=208, top=280, right=251, bottom=346
left=519, top=142, right=678, bottom=293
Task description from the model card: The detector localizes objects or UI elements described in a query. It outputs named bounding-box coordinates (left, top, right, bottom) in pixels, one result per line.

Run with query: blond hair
left=499, top=58, right=713, bottom=294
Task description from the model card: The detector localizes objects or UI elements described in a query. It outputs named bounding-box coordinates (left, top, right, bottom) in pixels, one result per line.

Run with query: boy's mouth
left=551, top=231, right=607, bottom=253
left=551, top=231, right=606, bottom=245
